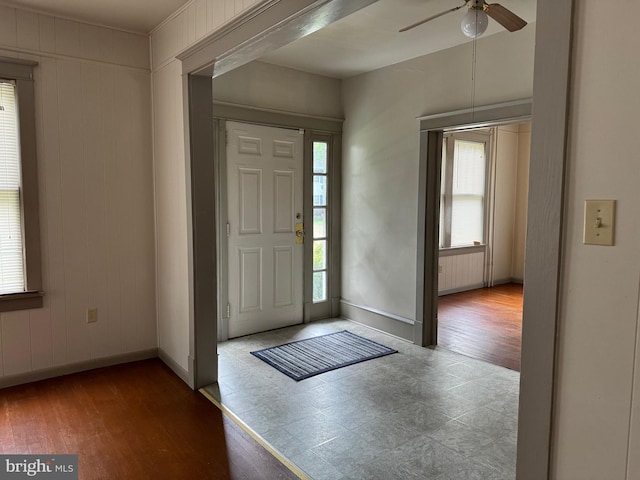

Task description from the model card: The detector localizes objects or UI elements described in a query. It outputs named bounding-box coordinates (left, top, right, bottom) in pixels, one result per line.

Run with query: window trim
left=439, top=244, right=486, bottom=257
left=0, top=57, right=43, bottom=311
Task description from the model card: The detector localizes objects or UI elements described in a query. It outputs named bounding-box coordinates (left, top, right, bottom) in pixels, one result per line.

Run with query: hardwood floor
left=438, top=283, right=523, bottom=371
left=0, top=359, right=298, bottom=480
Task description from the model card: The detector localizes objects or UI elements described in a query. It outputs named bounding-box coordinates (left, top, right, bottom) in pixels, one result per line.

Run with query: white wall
left=552, top=2, right=640, bottom=478
left=0, top=6, right=155, bottom=380
left=213, top=60, right=343, bottom=118
left=492, top=124, right=519, bottom=284
left=438, top=252, right=484, bottom=294
left=341, top=26, right=535, bottom=322
left=151, top=58, right=190, bottom=373
left=150, top=0, right=261, bottom=374
left=512, top=123, right=530, bottom=281
left=151, top=0, right=260, bottom=73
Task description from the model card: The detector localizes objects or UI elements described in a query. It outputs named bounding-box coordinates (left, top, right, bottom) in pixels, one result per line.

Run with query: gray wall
left=341, top=26, right=535, bottom=322
left=213, top=60, right=343, bottom=119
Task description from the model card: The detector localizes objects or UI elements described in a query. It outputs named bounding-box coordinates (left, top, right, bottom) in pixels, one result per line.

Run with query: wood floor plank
left=0, top=359, right=299, bottom=480
left=438, top=283, right=523, bottom=371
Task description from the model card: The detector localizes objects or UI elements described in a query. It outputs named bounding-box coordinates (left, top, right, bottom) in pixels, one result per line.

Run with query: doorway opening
left=436, top=122, right=530, bottom=371
left=177, top=1, right=572, bottom=476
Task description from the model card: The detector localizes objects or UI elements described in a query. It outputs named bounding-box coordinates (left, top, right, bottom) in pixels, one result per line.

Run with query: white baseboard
left=438, top=282, right=485, bottom=296
left=339, top=300, right=415, bottom=342
left=158, top=349, right=190, bottom=386
left=0, top=348, right=158, bottom=390
left=492, top=277, right=522, bottom=286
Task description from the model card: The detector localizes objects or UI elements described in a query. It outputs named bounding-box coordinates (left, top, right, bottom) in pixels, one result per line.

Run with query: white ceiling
left=0, top=0, right=188, bottom=33
left=1, top=0, right=536, bottom=76
left=261, top=0, right=537, bottom=78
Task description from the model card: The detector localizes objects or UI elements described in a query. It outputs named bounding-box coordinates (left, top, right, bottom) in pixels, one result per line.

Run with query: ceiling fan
left=400, top=0, right=527, bottom=38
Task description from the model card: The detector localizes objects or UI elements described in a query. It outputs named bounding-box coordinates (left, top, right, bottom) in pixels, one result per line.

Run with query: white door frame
left=179, top=0, right=573, bottom=478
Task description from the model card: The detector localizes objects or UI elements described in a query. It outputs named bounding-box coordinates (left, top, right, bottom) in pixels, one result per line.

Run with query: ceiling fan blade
left=399, top=1, right=469, bottom=33
left=483, top=3, right=527, bottom=32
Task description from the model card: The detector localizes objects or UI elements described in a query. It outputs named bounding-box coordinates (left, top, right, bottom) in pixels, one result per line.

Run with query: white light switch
left=584, top=200, right=615, bottom=246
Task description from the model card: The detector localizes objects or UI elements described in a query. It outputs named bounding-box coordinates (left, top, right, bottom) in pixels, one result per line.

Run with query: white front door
left=226, top=121, right=304, bottom=338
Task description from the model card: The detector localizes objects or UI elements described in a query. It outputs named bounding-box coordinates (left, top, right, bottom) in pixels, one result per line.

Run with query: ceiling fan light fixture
left=461, top=8, right=489, bottom=38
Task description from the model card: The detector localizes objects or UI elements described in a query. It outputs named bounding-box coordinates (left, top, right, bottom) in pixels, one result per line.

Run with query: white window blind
left=450, top=140, right=486, bottom=246
left=0, top=81, right=25, bottom=294
left=440, top=135, right=488, bottom=248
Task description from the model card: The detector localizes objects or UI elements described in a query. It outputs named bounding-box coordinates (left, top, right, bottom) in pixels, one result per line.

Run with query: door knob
left=295, top=222, right=305, bottom=244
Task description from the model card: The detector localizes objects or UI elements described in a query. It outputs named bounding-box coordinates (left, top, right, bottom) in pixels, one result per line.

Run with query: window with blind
left=0, top=81, right=25, bottom=294
left=0, top=57, right=42, bottom=312
left=440, top=132, right=490, bottom=248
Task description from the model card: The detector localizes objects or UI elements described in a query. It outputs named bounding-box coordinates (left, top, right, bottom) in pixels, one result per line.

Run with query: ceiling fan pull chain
left=471, top=32, right=477, bottom=122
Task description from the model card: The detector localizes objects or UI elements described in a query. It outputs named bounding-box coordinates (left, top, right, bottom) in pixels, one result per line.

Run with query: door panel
left=227, top=121, right=303, bottom=338
left=273, top=246, right=294, bottom=307
left=238, top=247, right=261, bottom=313
left=273, top=171, right=295, bottom=233
left=238, top=135, right=262, bottom=155
left=239, top=168, right=262, bottom=234
left=274, top=139, right=295, bottom=158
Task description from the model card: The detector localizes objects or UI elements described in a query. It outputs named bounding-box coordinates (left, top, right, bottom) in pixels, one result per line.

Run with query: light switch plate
left=584, top=200, right=615, bottom=246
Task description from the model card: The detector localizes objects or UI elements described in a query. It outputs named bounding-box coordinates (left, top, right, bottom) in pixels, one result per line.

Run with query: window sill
left=439, top=245, right=486, bottom=257
left=0, top=291, right=43, bottom=312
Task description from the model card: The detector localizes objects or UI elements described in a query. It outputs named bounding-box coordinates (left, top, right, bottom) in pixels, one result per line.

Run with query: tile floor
left=204, top=319, right=519, bottom=480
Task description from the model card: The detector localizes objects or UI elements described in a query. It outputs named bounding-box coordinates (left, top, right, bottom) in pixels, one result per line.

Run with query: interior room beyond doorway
left=436, top=122, right=530, bottom=371
left=438, top=283, right=523, bottom=370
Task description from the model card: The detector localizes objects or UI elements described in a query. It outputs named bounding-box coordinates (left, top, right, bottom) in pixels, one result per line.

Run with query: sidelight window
left=312, top=141, right=328, bottom=303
